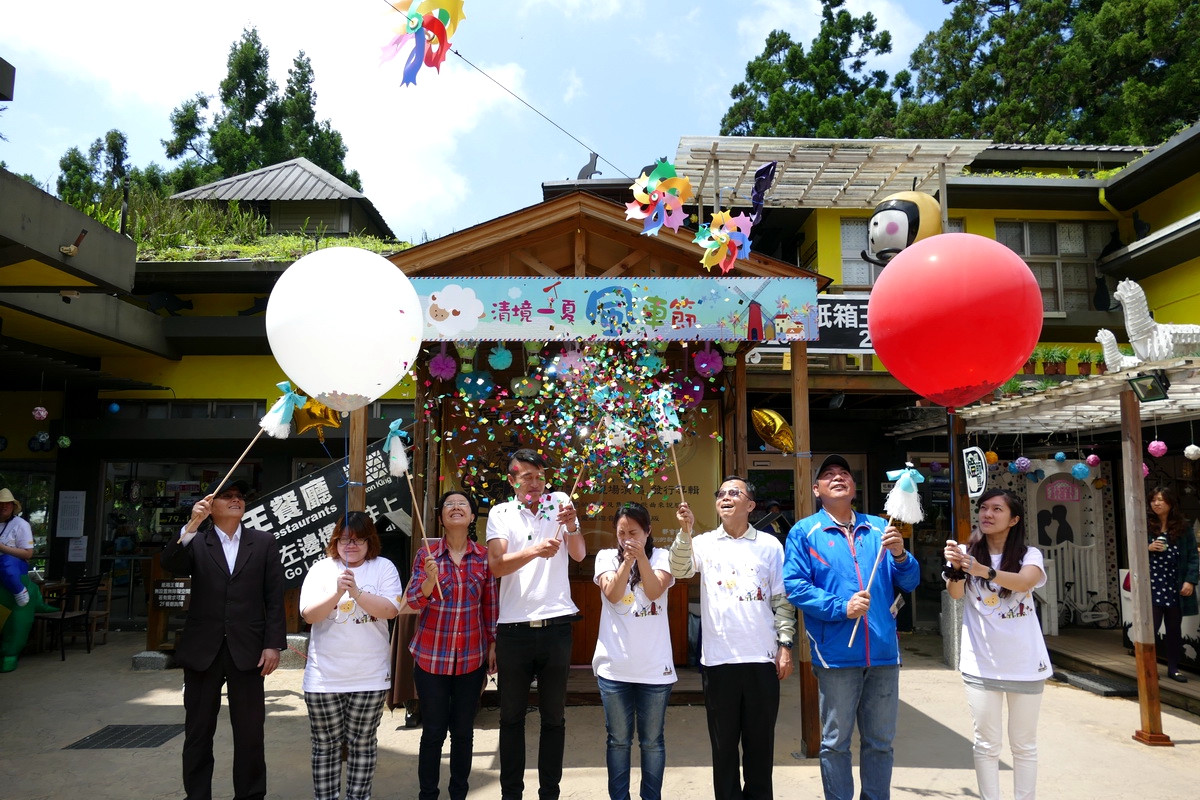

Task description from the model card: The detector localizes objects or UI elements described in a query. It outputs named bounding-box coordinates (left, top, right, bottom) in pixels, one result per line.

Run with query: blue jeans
left=596, top=676, right=673, bottom=800
left=813, top=664, right=900, bottom=800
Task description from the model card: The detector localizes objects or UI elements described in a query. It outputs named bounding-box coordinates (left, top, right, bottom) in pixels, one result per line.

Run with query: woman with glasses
left=943, top=489, right=1050, bottom=800
left=299, top=511, right=403, bottom=800
left=408, top=490, right=497, bottom=800
left=592, top=502, right=676, bottom=800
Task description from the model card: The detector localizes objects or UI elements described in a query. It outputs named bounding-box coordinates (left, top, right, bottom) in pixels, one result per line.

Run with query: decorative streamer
left=259, top=381, right=306, bottom=439
left=380, top=0, right=466, bottom=86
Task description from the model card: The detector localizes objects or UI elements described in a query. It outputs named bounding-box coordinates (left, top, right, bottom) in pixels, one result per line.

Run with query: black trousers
left=496, top=622, right=573, bottom=800
left=413, top=663, right=488, bottom=800
left=701, top=661, right=780, bottom=800
left=1154, top=604, right=1184, bottom=673
left=181, top=640, right=267, bottom=800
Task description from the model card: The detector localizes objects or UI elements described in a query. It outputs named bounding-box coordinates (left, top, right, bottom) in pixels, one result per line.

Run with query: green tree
left=55, top=129, right=129, bottom=207
left=720, top=0, right=905, bottom=138
left=163, top=27, right=360, bottom=186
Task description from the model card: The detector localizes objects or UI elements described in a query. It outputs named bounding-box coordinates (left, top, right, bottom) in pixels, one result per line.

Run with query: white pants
left=963, top=683, right=1042, bottom=800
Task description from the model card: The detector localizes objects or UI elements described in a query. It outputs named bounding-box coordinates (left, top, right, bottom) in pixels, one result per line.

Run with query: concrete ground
left=2, top=631, right=1197, bottom=799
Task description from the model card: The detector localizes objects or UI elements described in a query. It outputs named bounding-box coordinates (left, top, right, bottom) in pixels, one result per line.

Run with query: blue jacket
left=785, top=508, right=920, bottom=669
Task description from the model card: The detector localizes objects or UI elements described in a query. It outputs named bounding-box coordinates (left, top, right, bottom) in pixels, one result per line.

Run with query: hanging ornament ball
left=429, top=351, right=458, bottom=381
left=35, top=430, right=50, bottom=443
left=266, top=247, right=423, bottom=412
left=673, top=375, right=705, bottom=410
left=1008, top=462, right=1019, bottom=474
left=1014, top=456, right=1032, bottom=473
left=57, top=435, right=72, bottom=449
left=1086, top=453, right=1101, bottom=467
left=1071, top=462, right=1090, bottom=480
left=1054, top=452, right=1067, bottom=462
left=1148, top=439, right=1168, bottom=458
left=107, top=402, right=121, bottom=414
left=693, top=349, right=723, bottom=378
left=487, top=345, right=513, bottom=371
left=1186, top=444, right=1200, bottom=461
left=1143, top=462, right=1150, bottom=478
left=32, top=406, right=48, bottom=421
left=985, top=450, right=999, bottom=465
left=929, top=461, right=943, bottom=474
left=867, top=233, right=1043, bottom=408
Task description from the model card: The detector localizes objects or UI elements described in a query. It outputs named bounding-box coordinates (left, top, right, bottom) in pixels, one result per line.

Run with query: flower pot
left=1096, top=363, right=1108, bottom=375
left=1022, top=360, right=1036, bottom=375
left=1077, top=362, right=1092, bottom=376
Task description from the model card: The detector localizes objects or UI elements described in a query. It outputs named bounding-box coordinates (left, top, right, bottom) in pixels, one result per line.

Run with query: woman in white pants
left=944, top=489, right=1050, bottom=800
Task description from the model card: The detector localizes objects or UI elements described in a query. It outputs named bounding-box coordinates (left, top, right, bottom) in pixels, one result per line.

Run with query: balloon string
left=848, top=516, right=892, bottom=648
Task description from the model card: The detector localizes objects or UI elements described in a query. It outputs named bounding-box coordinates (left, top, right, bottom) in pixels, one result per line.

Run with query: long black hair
left=1147, top=485, right=1188, bottom=542
left=613, top=502, right=653, bottom=589
left=436, top=489, right=479, bottom=541
left=967, top=489, right=1028, bottom=598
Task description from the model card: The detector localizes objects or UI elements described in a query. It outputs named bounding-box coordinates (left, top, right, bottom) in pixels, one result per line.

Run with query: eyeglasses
left=714, top=488, right=746, bottom=500
left=443, top=500, right=473, bottom=509
left=336, top=537, right=366, bottom=547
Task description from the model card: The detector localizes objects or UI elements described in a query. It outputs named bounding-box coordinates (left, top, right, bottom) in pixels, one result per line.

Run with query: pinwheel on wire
left=693, top=211, right=753, bottom=274
left=380, top=0, right=467, bottom=86
left=625, top=160, right=694, bottom=236
left=849, top=463, right=925, bottom=647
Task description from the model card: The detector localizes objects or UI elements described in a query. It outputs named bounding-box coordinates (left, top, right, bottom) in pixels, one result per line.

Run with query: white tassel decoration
left=389, top=433, right=410, bottom=477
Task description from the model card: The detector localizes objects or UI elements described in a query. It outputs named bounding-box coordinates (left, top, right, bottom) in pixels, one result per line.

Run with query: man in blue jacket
left=785, top=454, right=920, bottom=800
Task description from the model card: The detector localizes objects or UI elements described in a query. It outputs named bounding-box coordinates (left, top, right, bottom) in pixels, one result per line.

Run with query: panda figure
left=861, top=191, right=942, bottom=267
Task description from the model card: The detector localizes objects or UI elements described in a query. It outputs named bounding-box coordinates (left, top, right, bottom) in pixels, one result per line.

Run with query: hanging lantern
left=57, top=435, right=72, bottom=449
left=1086, top=454, right=1101, bottom=467
left=107, top=402, right=121, bottom=414
left=1186, top=445, right=1200, bottom=461
left=429, top=343, right=457, bottom=381
left=455, top=341, right=478, bottom=373
left=487, top=344, right=513, bottom=371
left=1014, top=456, right=1032, bottom=473
left=718, top=340, right=740, bottom=367
left=523, top=341, right=543, bottom=366
left=1071, top=462, right=1090, bottom=480
left=1148, top=440, right=1168, bottom=458
left=693, top=343, right=723, bottom=378
left=984, top=450, right=999, bottom=465
left=1054, top=452, right=1066, bottom=462
left=32, top=406, right=48, bottom=421
left=1142, top=462, right=1150, bottom=477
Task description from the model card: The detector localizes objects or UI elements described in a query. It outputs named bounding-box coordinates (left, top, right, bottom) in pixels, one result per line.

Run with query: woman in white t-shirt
left=592, top=502, right=677, bottom=800
left=944, top=489, right=1050, bottom=800
left=300, top=511, right=403, bottom=800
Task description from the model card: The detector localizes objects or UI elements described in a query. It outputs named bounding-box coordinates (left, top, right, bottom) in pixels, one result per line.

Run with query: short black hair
left=721, top=475, right=756, bottom=501
left=509, top=448, right=547, bottom=471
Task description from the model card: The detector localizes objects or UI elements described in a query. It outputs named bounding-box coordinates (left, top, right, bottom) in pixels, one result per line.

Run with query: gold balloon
left=751, top=408, right=796, bottom=453
left=293, top=398, right=342, bottom=443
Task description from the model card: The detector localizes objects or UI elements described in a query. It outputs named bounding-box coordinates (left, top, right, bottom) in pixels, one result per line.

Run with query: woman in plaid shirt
left=407, top=490, right=498, bottom=800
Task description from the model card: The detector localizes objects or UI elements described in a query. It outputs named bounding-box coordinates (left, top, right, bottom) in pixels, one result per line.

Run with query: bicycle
left=1057, top=581, right=1119, bottom=629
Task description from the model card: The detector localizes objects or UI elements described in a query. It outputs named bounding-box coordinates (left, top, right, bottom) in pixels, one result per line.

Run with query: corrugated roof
left=170, top=157, right=365, bottom=202
left=986, top=143, right=1152, bottom=154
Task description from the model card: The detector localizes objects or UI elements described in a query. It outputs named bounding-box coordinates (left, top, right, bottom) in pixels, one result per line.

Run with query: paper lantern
left=1054, top=452, right=1066, bottom=462
left=868, top=233, right=1043, bottom=408
left=487, top=345, right=513, bottom=371
left=1148, top=440, right=1168, bottom=458
left=1086, top=454, right=1101, bottom=467
left=985, top=450, right=999, bottom=465
left=57, top=435, right=72, bottom=449
left=1014, top=457, right=1032, bottom=473
left=266, top=247, right=423, bottom=412
left=1186, top=445, right=1200, bottom=461
left=1071, top=463, right=1090, bottom=480
left=32, top=407, right=47, bottom=421
left=107, top=402, right=121, bottom=414
left=1143, top=462, right=1150, bottom=477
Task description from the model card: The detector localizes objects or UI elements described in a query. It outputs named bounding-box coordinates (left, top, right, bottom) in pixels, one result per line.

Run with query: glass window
left=213, top=402, right=256, bottom=420
left=169, top=402, right=210, bottom=419
left=996, top=220, right=1118, bottom=313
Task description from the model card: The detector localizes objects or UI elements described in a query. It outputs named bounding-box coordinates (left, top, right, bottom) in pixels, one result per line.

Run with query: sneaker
left=14, top=589, right=29, bottom=607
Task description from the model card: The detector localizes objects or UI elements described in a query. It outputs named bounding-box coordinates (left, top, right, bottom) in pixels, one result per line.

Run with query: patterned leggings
left=304, top=690, right=388, bottom=800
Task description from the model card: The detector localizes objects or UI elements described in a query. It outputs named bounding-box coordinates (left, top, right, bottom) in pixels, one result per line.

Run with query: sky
left=0, top=0, right=953, bottom=244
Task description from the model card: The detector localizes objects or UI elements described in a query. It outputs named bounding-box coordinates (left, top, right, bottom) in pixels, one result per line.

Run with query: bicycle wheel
left=1091, top=600, right=1119, bottom=630
left=1058, top=601, right=1072, bottom=629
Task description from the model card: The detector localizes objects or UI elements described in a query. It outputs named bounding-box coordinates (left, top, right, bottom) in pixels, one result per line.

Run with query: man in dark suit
left=162, top=479, right=286, bottom=800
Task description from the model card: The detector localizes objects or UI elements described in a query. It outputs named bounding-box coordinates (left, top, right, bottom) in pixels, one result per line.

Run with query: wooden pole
left=209, top=429, right=265, bottom=497
left=790, top=338, right=821, bottom=758
left=349, top=408, right=367, bottom=511
left=1122, top=389, right=1172, bottom=745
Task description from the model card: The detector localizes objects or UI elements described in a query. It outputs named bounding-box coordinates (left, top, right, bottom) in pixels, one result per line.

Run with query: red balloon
left=867, top=233, right=1043, bottom=409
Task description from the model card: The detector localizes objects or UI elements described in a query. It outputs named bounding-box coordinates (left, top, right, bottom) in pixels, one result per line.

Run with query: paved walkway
left=3, top=631, right=1199, bottom=799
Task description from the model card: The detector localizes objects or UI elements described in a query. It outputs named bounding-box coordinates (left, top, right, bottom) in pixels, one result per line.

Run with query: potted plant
left=1042, top=345, right=1070, bottom=375
left=1029, top=344, right=1052, bottom=375
left=1000, top=377, right=1023, bottom=398
left=1095, top=349, right=1108, bottom=374
left=1074, top=348, right=1098, bottom=376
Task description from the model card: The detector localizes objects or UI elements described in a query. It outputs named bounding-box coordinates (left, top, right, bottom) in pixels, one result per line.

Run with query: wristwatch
left=777, top=640, right=794, bottom=650
left=985, top=566, right=997, bottom=581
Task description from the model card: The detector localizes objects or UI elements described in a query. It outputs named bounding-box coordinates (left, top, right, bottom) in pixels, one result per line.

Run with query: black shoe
left=1168, top=672, right=1188, bottom=683
left=404, top=700, right=422, bottom=727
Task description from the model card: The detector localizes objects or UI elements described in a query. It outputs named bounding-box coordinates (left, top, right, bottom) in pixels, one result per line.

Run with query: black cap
left=815, top=454, right=851, bottom=479
left=211, top=479, right=250, bottom=497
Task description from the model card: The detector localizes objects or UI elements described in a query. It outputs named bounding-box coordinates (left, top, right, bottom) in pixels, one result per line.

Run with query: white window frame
left=840, top=216, right=965, bottom=289
left=995, top=220, right=1117, bottom=317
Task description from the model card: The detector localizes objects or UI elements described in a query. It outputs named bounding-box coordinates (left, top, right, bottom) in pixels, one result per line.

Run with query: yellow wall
left=1136, top=172, right=1200, bottom=231
left=99, top=356, right=416, bottom=401
left=1140, top=258, right=1200, bottom=325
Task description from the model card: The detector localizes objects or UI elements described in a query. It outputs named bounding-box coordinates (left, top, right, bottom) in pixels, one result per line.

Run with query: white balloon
left=266, top=247, right=423, bottom=412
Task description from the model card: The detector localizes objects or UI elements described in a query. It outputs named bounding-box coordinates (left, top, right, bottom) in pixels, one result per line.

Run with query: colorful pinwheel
left=625, top=160, right=694, bottom=236
left=381, top=0, right=467, bottom=86
left=693, top=211, right=753, bottom=274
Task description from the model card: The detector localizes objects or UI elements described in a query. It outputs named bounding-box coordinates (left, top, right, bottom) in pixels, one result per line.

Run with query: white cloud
left=517, top=0, right=627, bottom=20
left=562, top=69, right=584, bottom=104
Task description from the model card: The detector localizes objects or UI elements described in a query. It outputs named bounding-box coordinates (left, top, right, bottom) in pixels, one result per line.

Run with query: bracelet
left=941, top=567, right=965, bottom=582
left=893, top=551, right=909, bottom=563
left=565, top=528, right=582, bottom=536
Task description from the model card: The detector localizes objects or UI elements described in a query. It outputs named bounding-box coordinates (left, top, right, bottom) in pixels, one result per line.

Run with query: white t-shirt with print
left=300, top=556, right=403, bottom=693
left=959, top=546, right=1052, bottom=682
left=693, top=527, right=784, bottom=667
left=0, top=515, right=34, bottom=552
left=592, top=548, right=677, bottom=685
left=486, top=493, right=579, bottom=623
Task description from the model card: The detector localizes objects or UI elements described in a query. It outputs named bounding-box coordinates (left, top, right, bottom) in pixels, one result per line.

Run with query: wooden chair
left=34, top=575, right=104, bottom=660
left=89, top=576, right=112, bottom=646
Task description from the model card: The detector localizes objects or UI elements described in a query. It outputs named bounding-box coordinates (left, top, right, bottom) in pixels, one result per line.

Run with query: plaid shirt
left=407, top=538, right=498, bottom=675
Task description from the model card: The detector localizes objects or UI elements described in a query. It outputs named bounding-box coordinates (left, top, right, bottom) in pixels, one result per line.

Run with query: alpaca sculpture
left=1113, top=279, right=1200, bottom=361
left=1095, top=328, right=1142, bottom=371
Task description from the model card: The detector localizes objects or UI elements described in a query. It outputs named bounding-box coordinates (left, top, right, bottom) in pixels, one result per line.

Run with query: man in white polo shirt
left=670, top=475, right=796, bottom=800
left=486, top=449, right=587, bottom=800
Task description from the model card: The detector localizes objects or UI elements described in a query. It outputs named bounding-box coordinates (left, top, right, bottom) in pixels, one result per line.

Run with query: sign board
left=809, top=294, right=873, bottom=354
left=235, top=439, right=408, bottom=588
left=56, top=490, right=86, bottom=538
left=66, top=536, right=87, bottom=562
left=408, top=277, right=819, bottom=343
left=154, top=579, right=191, bottom=610
left=963, top=447, right=987, bottom=499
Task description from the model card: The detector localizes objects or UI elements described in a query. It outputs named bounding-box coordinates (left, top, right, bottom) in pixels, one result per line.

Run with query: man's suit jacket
left=162, top=525, right=286, bottom=673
